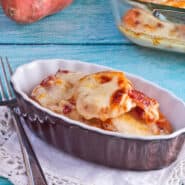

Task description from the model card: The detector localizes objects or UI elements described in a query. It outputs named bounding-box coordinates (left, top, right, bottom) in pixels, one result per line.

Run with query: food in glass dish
left=112, top=0, right=185, bottom=52
left=136, top=0, right=185, bottom=8
left=31, top=69, right=173, bottom=136
left=119, top=7, right=185, bottom=52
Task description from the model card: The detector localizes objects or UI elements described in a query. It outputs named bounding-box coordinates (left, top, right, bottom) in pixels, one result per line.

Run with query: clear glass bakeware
left=111, top=0, right=185, bottom=53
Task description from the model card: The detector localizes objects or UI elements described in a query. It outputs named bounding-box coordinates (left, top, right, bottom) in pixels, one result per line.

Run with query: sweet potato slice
left=1, top=0, right=73, bottom=24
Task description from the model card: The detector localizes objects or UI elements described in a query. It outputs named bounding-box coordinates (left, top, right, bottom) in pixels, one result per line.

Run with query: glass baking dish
left=111, top=0, right=185, bottom=53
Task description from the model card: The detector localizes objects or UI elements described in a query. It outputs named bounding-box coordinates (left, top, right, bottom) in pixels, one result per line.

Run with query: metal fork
left=0, top=57, right=48, bottom=185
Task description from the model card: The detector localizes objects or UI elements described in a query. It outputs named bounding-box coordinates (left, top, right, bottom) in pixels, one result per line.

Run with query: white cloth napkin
left=0, top=107, right=185, bottom=185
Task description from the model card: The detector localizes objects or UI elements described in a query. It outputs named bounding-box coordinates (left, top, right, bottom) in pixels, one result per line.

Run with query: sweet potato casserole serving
left=116, top=0, right=185, bottom=52
left=31, top=69, right=173, bottom=136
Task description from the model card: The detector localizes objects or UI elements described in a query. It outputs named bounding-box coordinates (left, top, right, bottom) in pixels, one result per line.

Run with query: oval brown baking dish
left=11, top=59, right=185, bottom=170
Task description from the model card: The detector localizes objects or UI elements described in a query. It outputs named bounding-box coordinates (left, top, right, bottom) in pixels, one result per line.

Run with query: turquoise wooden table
left=0, top=0, right=185, bottom=184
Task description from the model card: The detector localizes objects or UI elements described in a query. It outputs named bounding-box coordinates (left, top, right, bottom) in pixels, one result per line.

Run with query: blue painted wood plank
left=0, top=0, right=129, bottom=44
left=1, top=45, right=184, bottom=101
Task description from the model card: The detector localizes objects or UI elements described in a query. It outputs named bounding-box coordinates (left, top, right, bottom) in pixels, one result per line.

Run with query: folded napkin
left=0, top=107, right=184, bottom=185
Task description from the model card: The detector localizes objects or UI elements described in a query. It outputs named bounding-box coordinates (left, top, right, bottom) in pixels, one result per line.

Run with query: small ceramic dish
left=11, top=59, right=185, bottom=170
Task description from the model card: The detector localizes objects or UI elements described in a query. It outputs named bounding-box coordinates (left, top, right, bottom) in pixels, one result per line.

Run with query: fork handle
left=12, top=107, right=48, bottom=185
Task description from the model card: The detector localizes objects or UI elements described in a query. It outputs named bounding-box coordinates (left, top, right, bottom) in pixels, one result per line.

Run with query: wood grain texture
left=0, top=0, right=128, bottom=44
left=1, top=45, right=185, bottom=100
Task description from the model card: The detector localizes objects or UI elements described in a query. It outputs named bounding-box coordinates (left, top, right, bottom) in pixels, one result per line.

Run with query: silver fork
left=0, top=57, right=48, bottom=185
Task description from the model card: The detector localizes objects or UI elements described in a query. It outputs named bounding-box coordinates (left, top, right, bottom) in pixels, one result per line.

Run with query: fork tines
left=0, top=57, right=14, bottom=105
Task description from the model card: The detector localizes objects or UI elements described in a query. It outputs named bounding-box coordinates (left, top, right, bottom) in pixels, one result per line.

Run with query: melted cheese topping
left=31, top=76, right=70, bottom=107
left=31, top=71, right=84, bottom=107
left=128, top=89, right=159, bottom=123
left=31, top=69, right=173, bottom=136
left=76, top=71, right=135, bottom=121
left=112, top=112, right=154, bottom=136
left=112, top=108, right=172, bottom=136
left=56, top=69, right=85, bottom=86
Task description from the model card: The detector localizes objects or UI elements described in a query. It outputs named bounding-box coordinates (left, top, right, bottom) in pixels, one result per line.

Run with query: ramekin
left=11, top=59, right=185, bottom=170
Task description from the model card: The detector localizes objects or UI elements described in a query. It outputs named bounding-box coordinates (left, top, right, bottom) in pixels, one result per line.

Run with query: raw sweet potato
left=1, top=0, right=73, bottom=24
